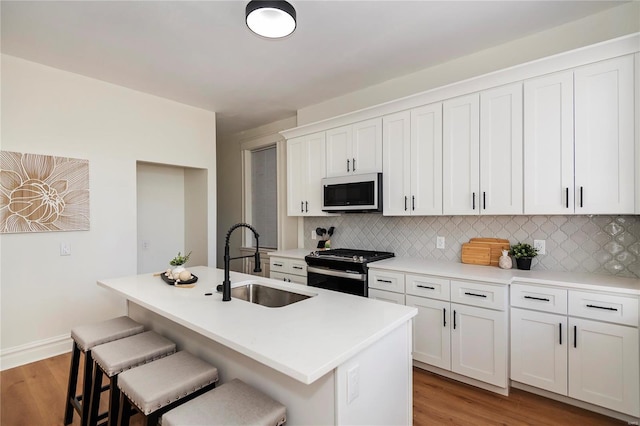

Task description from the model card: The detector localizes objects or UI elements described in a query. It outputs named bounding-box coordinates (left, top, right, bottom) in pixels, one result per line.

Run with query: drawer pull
left=453, top=310, right=457, bottom=329
left=377, top=279, right=393, bottom=284
left=464, top=292, right=487, bottom=298
left=524, top=295, right=550, bottom=302
left=274, top=263, right=283, bottom=267
left=292, top=266, right=304, bottom=270
left=443, top=308, right=447, bottom=327
left=586, top=304, right=618, bottom=311
left=559, top=323, right=562, bottom=345
left=574, top=325, right=577, bottom=348
left=417, top=285, right=435, bottom=290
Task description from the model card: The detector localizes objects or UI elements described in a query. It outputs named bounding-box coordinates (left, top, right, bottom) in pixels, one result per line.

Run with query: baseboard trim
left=413, top=360, right=509, bottom=396
left=0, top=334, right=72, bottom=371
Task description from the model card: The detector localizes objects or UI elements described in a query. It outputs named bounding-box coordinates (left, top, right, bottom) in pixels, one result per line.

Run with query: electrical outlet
left=436, top=236, right=445, bottom=249
left=142, top=240, right=150, bottom=250
left=60, top=242, right=71, bottom=256
left=534, top=239, right=546, bottom=255
left=311, top=230, right=316, bottom=240
left=347, top=365, right=360, bottom=404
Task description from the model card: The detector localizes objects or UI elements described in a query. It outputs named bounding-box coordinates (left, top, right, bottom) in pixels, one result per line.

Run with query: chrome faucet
left=217, top=223, right=261, bottom=301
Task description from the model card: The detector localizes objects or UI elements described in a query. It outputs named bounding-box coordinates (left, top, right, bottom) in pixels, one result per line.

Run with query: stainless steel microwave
left=322, top=173, right=382, bottom=213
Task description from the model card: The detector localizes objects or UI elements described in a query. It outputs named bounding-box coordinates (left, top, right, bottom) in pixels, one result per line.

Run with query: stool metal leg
left=64, top=342, right=81, bottom=425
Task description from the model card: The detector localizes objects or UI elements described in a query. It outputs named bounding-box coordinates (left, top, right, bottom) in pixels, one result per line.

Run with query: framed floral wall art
left=0, top=151, right=90, bottom=233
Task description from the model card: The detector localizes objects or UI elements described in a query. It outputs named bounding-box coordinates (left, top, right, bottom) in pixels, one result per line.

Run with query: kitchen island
left=98, top=266, right=417, bottom=425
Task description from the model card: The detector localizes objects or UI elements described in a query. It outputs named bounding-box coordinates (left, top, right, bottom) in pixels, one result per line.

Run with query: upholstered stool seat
left=88, top=331, right=176, bottom=426
left=162, top=378, right=287, bottom=426
left=64, top=316, right=144, bottom=426
left=117, top=351, right=219, bottom=426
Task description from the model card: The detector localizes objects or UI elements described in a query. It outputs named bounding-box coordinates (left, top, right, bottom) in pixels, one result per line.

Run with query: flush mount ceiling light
left=246, top=0, right=296, bottom=39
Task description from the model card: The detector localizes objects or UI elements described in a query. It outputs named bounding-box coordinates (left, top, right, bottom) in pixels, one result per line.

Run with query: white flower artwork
left=0, top=151, right=89, bottom=233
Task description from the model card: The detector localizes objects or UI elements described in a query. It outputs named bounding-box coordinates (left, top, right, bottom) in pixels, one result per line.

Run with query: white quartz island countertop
left=98, top=266, right=417, bottom=385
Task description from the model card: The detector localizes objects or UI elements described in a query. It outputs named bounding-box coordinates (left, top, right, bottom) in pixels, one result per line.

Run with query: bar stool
left=64, top=316, right=144, bottom=426
left=162, top=378, right=287, bottom=426
left=88, top=331, right=177, bottom=426
left=117, top=351, right=219, bottom=426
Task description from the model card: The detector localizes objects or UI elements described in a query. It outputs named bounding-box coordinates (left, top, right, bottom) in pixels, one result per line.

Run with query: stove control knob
left=359, top=256, right=364, bottom=263
left=352, top=255, right=359, bottom=262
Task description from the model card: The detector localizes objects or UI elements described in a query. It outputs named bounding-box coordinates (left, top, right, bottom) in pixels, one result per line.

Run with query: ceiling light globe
left=246, top=1, right=296, bottom=38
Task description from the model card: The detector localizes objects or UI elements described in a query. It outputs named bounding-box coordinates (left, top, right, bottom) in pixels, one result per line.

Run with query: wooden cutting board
left=469, top=238, right=510, bottom=266
left=461, top=243, right=491, bottom=265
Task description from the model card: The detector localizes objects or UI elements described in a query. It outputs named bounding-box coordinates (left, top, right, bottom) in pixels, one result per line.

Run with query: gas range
left=305, top=248, right=394, bottom=297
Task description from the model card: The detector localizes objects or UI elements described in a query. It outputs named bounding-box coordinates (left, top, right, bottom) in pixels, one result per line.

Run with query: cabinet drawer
left=368, top=270, right=405, bottom=294
left=369, top=288, right=405, bottom=305
left=451, top=280, right=507, bottom=311
left=270, top=271, right=307, bottom=285
left=289, top=260, right=307, bottom=276
left=270, top=258, right=287, bottom=273
left=569, top=291, right=638, bottom=327
left=406, top=274, right=450, bottom=301
left=511, top=284, right=568, bottom=314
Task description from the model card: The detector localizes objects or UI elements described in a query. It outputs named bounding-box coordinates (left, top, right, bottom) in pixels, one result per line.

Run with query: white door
left=451, top=303, right=507, bottom=387
left=443, top=93, right=480, bottom=215
left=304, top=132, right=327, bottom=215
left=574, top=55, right=635, bottom=214
left=352, top=118, right=382, bottom=175
left=325, top=125, right=351, bottom=177
left=568, top=317, right=640, bottom=417
left=523, top=71, right=575, bottom=214
left=480, top=83, right=523, bottom=214
left=406, top=295, right=451, bottom=370
left=383, top=111, right=411, bottom=216
left=286, top=136, right=306, bottom=216
left=510, top=308, right=568, bottom=395
left=411, top=104, right=443, bottom=215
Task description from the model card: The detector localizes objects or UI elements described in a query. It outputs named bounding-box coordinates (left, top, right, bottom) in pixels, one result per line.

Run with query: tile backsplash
left=304, top=215, right=640, bottom=278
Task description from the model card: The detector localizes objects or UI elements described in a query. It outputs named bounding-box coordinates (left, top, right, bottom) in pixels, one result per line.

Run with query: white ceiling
left=1, top=1, right=628, bottom=137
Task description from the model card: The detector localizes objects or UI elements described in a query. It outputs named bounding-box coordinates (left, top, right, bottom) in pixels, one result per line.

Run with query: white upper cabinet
left=574, top=55, right=635, bottom=214
left=383, top=105, right=443, bottom=216
left=443, top=93, right=480, bottom=215
left=524, top=71, right=575, bottom=214
left=326, top=118, right=382, bottom=177
left=286, top=132, right=327, bottom=216
left=525, top=55, right=635, bottom=215
left=479, top=83, right=523, bottom=214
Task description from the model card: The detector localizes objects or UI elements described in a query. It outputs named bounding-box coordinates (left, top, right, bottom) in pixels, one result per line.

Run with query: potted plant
left=509, top=243, right=538, bottom=270
left=169, top=251, right=192, bottom=274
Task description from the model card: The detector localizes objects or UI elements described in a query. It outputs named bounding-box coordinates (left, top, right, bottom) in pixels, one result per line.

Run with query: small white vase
left=498, top=250, right=512, bottom=269
left=171, top=265, right=186, bottom=275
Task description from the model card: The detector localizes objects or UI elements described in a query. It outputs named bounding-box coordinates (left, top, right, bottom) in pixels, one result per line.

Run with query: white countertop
left=369, top=257, right=640, bottom=295
left=267, top=248, right=311, bottom=259
left=98, top=266, right=417, bottom=384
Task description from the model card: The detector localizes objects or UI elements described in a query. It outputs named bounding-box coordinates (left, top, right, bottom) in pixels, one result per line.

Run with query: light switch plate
left=436, top=236, right=445, bottom=249
left=60, top=243, right=71, bottom=256
left=534, top=239, right=546, bottom=255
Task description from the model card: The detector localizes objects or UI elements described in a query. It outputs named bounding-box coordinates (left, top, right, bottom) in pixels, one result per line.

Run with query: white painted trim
left=511, top=381, right=640, bottom=424
left=635, top=52, right=639, bottom=214
left=0, top=334, right=72, bottom=371
left=281, top=33, right=640, bottom=139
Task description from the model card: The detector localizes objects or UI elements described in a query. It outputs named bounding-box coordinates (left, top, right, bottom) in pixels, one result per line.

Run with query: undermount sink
left=231, top=282, right=314, bottom=308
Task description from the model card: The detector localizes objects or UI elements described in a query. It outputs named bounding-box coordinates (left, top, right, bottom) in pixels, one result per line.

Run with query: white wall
left=298, top=1, right=640, bottom=126
left=0, top=55, right=217, bottom=369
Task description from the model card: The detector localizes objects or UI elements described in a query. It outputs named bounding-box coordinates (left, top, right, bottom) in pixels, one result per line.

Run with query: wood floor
left=0, top=353, right=626, bottom=425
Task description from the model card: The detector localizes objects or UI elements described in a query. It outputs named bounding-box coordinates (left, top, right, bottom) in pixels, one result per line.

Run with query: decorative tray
left=160, top=272, right=198, bottom=286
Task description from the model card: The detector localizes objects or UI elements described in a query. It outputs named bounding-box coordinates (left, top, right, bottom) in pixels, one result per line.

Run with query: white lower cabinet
left=511, top=283, right=640, bottom=417
left=269, top=257, right=307, bottom=285
left=403, top=273, right=508, bottom=389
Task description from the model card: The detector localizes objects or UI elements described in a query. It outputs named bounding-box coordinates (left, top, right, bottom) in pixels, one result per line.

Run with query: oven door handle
left=307, top=266, right=366, bottom=281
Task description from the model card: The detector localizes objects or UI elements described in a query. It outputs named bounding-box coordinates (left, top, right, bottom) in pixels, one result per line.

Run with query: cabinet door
left=352, top=118, right=382, bottom=175
left=326, top=125, right=351, bottom=177
left=304, top=132, right=327, bottom=215
left=411, top=104, right=443, bottom=215
left=510, top=308, right=568, bottom=395
left=524, top=71, right=574, bottom=214
left=406, top=295, right=451, bottom=370
left=382, top=111, right=411, bottom=216
left=480, top=83, right=523, bottom=214
left=451, top=303, right=507, bottom=387
left=286, top=136, right=307, bottom=216
left=443, top=93, right=480, bottom=215
left=574, top=55, right=635, bottom=214
left=568, top=317, right=639, bottom=416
